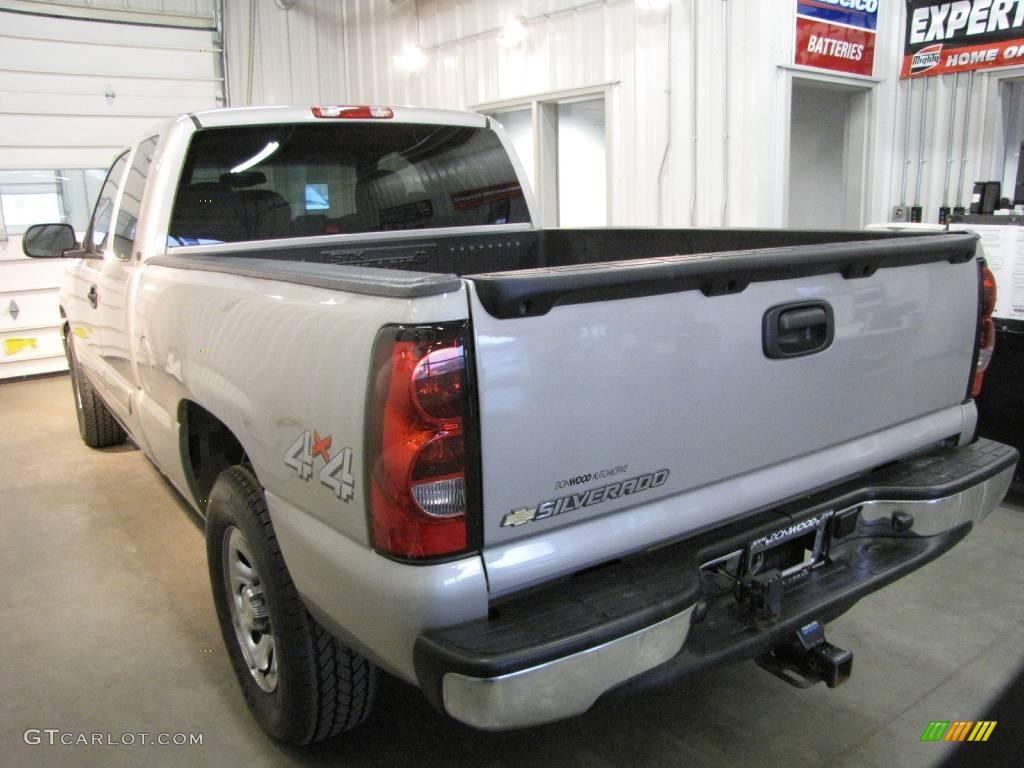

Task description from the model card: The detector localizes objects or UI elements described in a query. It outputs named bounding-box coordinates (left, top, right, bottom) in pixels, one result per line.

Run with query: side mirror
left=22, top=223, right=78, bottom=258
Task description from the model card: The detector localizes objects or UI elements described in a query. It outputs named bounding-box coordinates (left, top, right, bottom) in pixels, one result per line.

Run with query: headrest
left=220, top=171, right=267, bottom=188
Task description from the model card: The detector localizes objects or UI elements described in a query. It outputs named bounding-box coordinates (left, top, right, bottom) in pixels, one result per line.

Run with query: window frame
left=166, top=122, right=532, bottom=248
left=113, top=135, right=160, bottom=262
left=475, top=84, right=615, bottom=227
left=83, top=151, right=131, bottom=258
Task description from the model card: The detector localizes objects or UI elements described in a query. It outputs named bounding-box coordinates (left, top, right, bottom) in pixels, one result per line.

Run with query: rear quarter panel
left=132, top=264, right=469, bottom=546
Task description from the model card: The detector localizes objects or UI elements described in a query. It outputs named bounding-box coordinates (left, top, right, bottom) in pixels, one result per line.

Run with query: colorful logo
left=284, top=429, right=356, bottom=502
left=909, top=43, right=944, bottom=74
left=920, top=720, right=997, bottom=742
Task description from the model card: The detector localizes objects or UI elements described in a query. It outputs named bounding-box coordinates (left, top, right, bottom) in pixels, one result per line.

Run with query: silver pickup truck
left=23, top=105, right=1017, bottom=745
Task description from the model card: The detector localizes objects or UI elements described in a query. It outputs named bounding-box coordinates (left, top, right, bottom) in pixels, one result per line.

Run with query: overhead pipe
left=886, top=70, right=901, bottom=211
left=720, top=0, right=730, bottom=226
left=656, top=4, right=672, bottom=226
left=942, top=72, right=959, bottom=207
left=690, top=0, right=699, bottom=226
left=245, top=0, right=257, bottom=105
left=913, top=76, right=929, bottom=207
left=899, top=78, right=914, bottom=207
left=215, top=0, right=230, bottom=106
left=955, top=71, right=975, bottom=208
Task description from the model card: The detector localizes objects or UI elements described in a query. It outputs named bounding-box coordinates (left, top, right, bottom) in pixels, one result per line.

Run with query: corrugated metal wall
left=0, top=3, right=222, bottom=379
left=226, top=0, right=777, bottom=227
left=892, top=70, right=1021, bottom=222
left=224, top=0, right=1024, bottom=230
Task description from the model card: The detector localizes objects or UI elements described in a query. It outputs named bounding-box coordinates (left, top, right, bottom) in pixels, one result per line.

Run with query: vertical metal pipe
left=0, top=193, right=8, bottom=244
left=656, top=4, right=672, bottom=226
left=913, top=77, right=928, bottom=207
left=942, top=72, right=959, bottom=205
left=246, top=0, right=256, bottom=105
left=1001, top=81, right=1020, bottom=186
left=341, top=0, right=353, bottom=101
left=720, top=0, right=729, bottom=226
left=900, top=78, right=914, bottom=206
left=690, top=0, right=699, bottom=226
left=215, top=0, right=230, bottom=107
left=956, top=71, right=975, bottom=206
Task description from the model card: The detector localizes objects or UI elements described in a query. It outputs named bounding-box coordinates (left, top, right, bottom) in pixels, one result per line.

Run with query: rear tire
left=63, top=328, right=126, bottom=448
left=206, top=465, right=376, bottom=744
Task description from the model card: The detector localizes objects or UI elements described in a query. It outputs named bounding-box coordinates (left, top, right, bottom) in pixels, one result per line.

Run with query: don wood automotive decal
left=284, top=429, right=356, bottom=502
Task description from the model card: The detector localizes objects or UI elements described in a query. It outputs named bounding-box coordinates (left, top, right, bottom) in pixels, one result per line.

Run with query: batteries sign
left=902, top=0, right=1024, bottom=78
left=795, top=1, right=879, bottom=76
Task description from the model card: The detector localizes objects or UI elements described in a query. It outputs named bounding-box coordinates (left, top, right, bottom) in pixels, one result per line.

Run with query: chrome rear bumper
left=417, top=440, right=1017, bottom=731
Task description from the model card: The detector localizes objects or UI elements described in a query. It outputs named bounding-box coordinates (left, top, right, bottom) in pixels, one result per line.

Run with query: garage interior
left=2, top=0, right=1024, bottom=766
left=3, top=376, right=1022, bottom=767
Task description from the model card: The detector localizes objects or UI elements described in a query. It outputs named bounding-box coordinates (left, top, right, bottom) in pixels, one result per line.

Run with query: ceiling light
left=394, top=44, right=427, bottom=73
left=497, top=15, right=527, bottom=48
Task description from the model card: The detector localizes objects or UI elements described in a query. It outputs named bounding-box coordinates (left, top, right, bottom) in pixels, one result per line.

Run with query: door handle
left=87, top=284, right=99, bottom=309
left=763, top=301, right=834, bottom=358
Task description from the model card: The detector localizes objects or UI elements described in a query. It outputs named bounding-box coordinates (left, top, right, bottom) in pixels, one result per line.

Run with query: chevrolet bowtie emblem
left=500, top=507, right=538, bottom=528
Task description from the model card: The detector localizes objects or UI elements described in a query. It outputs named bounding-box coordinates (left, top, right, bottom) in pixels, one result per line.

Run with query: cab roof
left=188, top=105, right=489, bottom=129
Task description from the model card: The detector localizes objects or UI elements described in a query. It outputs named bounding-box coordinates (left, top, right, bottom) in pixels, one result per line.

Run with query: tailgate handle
left=764, top=301, right=834, bottom=359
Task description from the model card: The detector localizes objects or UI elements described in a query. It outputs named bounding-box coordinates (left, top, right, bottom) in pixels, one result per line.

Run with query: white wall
left=222, top=0, right=1024, bottom=228
left=225, top=0, right=789, bottom=227
left=557, top=98, right=607, bottom=227
left=788, top=84, right=850, bottom=230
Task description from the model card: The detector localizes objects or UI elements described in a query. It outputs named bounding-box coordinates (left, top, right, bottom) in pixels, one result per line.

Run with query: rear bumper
left=414, top=438, right=1017, bottom=730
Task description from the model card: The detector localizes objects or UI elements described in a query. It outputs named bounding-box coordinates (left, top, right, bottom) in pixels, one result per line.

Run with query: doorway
left=787, top=79, right=870, bottom=229
left=485, top=92, right=608, bottom=227
left=1000, top=78, right=1023, bottom=205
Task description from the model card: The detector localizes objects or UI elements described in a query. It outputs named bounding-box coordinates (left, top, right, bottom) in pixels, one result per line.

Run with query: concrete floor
left=1, top=374, right=1022, bottom=768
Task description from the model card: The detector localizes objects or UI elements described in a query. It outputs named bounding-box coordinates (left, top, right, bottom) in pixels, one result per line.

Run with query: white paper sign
left=961, top=224, right=1024, bottom=321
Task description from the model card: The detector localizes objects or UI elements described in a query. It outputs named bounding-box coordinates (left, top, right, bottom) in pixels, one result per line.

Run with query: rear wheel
left=206, top=465, right=376, bottom=744
left=63, top=327, right=126, bottom=448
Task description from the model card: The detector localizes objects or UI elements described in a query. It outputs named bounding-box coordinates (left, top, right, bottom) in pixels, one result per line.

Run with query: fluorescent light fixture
left=635, top=0, right=669, bottom=8
left=497, top=15, right=527, bottom=48
left=394, top=44, right=427, bottom=73
left=230, top=141, right=280, bottom=174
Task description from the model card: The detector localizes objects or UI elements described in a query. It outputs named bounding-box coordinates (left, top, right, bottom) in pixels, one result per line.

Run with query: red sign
left=902, top=38, right=1024, bottom=77
left=795, top=16, right=877, bottom=76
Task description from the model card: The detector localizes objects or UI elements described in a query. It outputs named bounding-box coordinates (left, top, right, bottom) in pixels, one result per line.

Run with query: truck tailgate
left=467, top=235, right=980, bottom=583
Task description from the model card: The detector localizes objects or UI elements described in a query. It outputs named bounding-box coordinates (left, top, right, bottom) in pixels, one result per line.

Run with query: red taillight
left=367, top=323, right=473, bottom=558
left=311, top=105, right=393, bottom=119
left=971, top=264, right=997, bottom=397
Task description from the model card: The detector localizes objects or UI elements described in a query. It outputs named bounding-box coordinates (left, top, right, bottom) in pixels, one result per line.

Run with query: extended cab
left=23, top=105, right=1017, bottom=744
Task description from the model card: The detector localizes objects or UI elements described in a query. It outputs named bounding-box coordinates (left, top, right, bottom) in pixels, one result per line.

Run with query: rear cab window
left=167, top=122, right=529, bottom=246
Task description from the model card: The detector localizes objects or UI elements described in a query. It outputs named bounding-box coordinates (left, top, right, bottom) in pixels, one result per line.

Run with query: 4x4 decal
left=284, top=429, right=355, bottom=502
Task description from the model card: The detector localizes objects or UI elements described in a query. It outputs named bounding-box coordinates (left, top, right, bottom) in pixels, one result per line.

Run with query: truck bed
left=156, top=226, right=977, bottom=313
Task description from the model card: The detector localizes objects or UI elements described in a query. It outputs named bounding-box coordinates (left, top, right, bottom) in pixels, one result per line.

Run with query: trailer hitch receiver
left=755, top=620, right=853, bottom=689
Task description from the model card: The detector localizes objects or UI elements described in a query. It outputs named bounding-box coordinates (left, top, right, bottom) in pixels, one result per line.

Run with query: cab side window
left=84, top=151, right=129, bottom=254
left=113, top=136, right=159, bottom=260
